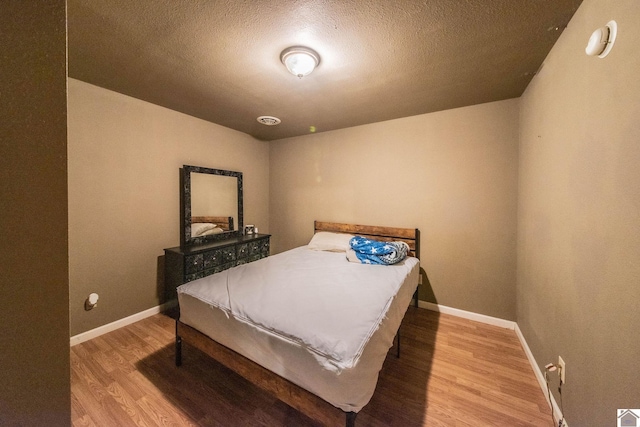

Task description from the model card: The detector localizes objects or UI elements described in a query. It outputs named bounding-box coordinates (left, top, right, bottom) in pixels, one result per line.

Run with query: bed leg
left=413, top=288, right=419, bottom=308
left=175, top=321, right=182, bottom=367
left=176, top=336, right=182, bottom=366
left=346, top=411, right=357, bottom=427
left=396, top=330, right=401, bottom=358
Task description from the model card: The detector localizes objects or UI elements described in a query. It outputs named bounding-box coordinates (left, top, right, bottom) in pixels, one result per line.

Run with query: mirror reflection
left=191, top=173, right=238, bottom=236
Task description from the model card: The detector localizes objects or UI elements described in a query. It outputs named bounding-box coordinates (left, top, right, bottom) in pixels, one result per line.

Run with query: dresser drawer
left=236, top=243, right=249, bottom=259
left=250, top=238, right=269, bottom=254
left=203, top=249, right=223, bottom=269
left=185, top=254, right=203, bottom=274
left=221, top=246, right=236, bottom=263
left=214, top=262, right=235, bottom=274
left=248, top=240, right=264, bottom=256
left=247, top=237, right=269, bottom=258
left=203, top=262, right=234, bottom=277
left=185, top=271, right=204, bottom=283
left=259, top=239, right=270, bottom=256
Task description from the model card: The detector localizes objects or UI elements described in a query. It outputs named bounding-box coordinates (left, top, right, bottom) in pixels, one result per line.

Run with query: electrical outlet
left=558, top=356, right=566, bottom=384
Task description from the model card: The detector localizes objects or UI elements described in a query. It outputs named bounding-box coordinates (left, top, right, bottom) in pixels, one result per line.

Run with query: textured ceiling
left=68, top=0, right=582, bottom=141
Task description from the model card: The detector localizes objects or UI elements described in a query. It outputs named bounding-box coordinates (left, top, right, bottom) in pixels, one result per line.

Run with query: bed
left=175, top=221, right=420, bottom=426
left=190, top=215, right=234, bottom=237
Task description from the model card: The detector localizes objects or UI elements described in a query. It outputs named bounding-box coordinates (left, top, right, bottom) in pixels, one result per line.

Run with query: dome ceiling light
left=280, top=46, right=320, bottom=78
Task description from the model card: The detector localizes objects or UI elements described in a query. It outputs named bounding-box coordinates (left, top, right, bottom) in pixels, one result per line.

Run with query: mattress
left=177, top=246, right=420, bottom=412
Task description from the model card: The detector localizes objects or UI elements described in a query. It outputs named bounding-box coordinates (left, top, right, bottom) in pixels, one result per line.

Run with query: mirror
left=181, top=165, right=243, bottom=246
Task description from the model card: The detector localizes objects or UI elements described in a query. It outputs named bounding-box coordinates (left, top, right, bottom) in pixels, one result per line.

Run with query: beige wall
left=0, top=1, right=70, bottom=425
left=518, top=0, right=640, bottom=425
left=270, top=99, right=519, bottom=320
left=68, top=79, right=269, bottom=336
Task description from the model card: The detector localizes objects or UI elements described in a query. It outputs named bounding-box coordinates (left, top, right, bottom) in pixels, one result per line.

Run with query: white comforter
left=178, top=246, right=419, bottom=373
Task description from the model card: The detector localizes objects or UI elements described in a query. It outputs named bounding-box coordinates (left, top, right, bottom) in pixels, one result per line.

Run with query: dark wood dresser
left=164, top=234, right=270, bottom=300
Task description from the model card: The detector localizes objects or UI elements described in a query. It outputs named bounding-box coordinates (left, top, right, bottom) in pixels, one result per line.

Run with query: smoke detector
left=257, top=116, right=281, bottom=126
left=585, top=20, right=617, bottom=58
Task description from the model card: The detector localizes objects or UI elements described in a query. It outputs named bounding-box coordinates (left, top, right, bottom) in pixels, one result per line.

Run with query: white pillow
left=200, top=227, right=224, bottom=236
left=308, top=232, right=355, bottom=252
left=191, top=222, right=217, bottom=237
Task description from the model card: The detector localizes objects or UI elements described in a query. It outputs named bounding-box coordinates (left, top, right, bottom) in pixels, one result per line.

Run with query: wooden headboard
left=314, top=220, right=420, bottom=259
left=191, top=216, right=234, bottom=232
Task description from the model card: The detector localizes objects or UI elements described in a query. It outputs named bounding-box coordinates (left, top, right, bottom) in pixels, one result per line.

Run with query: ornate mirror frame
left=180, top=165, right=243, bottom=246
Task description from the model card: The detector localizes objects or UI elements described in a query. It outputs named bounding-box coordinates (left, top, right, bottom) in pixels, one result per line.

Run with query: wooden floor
left=71, top=307, right=553, bottom=426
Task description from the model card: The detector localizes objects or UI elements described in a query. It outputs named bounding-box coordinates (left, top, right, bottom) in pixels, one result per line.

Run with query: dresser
left=164, top=234, right=270, bottom=300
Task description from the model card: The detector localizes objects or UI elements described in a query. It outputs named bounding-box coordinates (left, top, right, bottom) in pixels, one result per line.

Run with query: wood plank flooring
left=70, top=307, right=553, bottom=426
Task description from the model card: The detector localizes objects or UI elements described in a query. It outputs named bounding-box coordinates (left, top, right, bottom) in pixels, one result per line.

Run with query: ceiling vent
left=257, top=116, right=281, bottom=126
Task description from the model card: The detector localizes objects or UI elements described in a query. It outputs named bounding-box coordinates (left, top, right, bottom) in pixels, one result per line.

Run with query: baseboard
left=419, top=301, right=562, bottom=424
left=418, top=300, right=516, bottom=330
left=70, top=300, right=178, bottom=346
left=514, top=324, right=565, bottom=425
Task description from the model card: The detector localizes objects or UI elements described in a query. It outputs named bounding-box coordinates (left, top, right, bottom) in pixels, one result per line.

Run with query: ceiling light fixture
left=280, top=46, right=320, bottom=78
